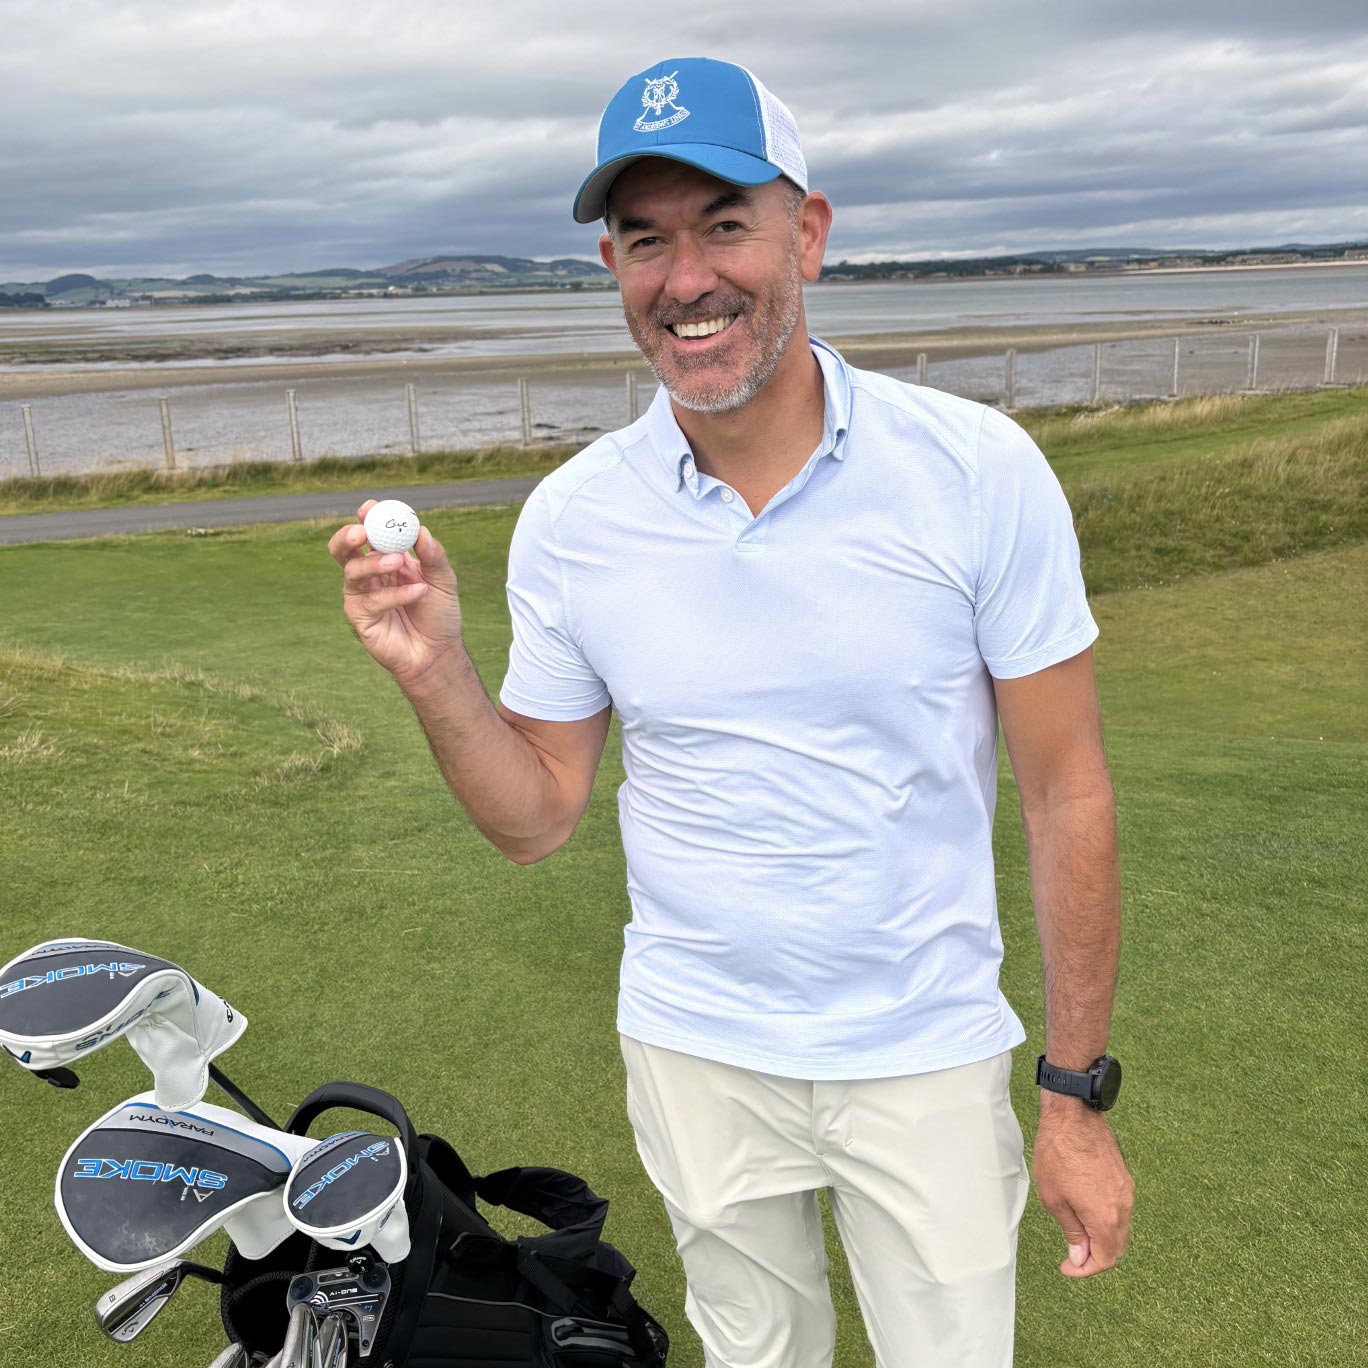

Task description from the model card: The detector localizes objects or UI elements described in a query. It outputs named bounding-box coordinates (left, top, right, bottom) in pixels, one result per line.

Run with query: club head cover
left=56, top=1091, right=315, bottom=1272
left=0, top=938, right=246, bottom=1110
left=285, top=1130, right=412, bottom=1263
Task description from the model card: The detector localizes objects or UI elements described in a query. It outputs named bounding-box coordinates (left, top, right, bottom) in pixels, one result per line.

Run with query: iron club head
left=278, top=1300, right=319, bottom=1368
left=207, top=1347, right=250, bottom=1368
left=95, top=1258, right=224, bottom=1342
left=316, top=1312, right=349, bottom=1367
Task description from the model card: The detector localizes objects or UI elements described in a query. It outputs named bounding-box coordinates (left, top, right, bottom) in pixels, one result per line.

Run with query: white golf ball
left=364, top=499, right=420, bottom=554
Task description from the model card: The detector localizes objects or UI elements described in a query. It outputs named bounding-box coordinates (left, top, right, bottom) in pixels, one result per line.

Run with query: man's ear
left=599, top=231, right=618, bottom=277
left=798, top=192, right=833, bottom=285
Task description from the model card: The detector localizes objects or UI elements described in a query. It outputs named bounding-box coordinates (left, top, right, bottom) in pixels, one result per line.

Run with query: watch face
left=1096, top=1057, right=1122, bottom=1110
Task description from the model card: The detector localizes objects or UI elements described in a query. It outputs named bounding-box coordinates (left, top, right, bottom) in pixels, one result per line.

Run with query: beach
left=2, top=305, right=1365, bottom=402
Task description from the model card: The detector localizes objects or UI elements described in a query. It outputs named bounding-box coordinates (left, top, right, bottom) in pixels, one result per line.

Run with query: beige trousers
left=619, top=1034, right=1030, bottom=1368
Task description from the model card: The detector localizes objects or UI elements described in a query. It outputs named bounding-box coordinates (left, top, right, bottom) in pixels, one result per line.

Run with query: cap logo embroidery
left=634, top=73, right=690, bottom=132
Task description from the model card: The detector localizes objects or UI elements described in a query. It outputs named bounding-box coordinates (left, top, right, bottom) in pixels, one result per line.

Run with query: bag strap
left=475, top=1166, right=608, bottom=1261
left=514, top=1243, right=662, bottom=1362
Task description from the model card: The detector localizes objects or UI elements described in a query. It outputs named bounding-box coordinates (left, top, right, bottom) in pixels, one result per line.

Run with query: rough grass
left=0, top=637, right=364, bottom=793
left=0, top=442, right=581, bottom=515
left=1068, top=411, right=1368, bottom=593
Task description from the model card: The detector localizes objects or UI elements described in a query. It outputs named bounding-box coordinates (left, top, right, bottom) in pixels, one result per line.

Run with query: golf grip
left=284, top=1081, right=420, bottom=1174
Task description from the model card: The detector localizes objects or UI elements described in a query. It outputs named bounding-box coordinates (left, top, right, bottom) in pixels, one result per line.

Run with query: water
left=2, top=264, right=1364, bottom=364
left=2, top=266, right=1364, bottom=476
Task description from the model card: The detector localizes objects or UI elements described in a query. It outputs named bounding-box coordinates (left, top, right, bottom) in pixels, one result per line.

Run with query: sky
left=2, top=0, right=1366, bottom=281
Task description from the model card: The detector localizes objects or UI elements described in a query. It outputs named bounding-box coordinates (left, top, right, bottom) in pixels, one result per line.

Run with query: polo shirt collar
left=644, top=334, right=852, bottom=494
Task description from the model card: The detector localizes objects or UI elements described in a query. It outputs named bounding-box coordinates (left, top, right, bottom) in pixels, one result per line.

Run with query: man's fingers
left=356, top=499, right=378, bottom=520
left=353, top=582, right=428, bottom=617
left=328, top=520, right=370, bottom=567
left=1048, top=1198, right=1090, bottom=1271
left=343, top=551, right=410, bottom=589
left=1054, top=1201, right=1132, bottom=1278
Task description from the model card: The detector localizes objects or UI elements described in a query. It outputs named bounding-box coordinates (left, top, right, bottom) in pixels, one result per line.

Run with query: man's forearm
left=1022, top=781, right=1121, bottom=1074
left=398, top=647, right=562, bottom=862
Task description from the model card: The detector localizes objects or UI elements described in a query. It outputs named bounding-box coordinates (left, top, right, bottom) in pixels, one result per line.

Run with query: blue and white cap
left=573, top=57, right=808, bottom=224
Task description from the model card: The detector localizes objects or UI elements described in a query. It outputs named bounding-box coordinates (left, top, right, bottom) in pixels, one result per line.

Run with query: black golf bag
left=219, top=1082, right=670, bottom=1367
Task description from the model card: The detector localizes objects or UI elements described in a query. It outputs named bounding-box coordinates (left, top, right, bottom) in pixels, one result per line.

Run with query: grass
left=0, top=387, right=1362, bottom=1366
left=0, top=442, right=581, bottom=516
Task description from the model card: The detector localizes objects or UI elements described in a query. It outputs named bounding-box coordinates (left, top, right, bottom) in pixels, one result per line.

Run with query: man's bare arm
left=993, top=646, right=1134, bottom=1279
left=401, top=653, right=611, bottom=864
left=328, top=505, right=610, bottom=864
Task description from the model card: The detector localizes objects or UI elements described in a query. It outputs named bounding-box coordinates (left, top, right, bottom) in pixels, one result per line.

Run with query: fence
left=4, top=325, right=1363, bottom=480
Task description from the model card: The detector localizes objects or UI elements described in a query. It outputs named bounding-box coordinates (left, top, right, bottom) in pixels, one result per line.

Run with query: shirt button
left=683, top=461, right=695, bottom=478
left=721, top=488, right=734, bottom=503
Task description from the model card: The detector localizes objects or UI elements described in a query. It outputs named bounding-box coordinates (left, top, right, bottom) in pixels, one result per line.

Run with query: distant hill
left=370, top=254, right=609, bottom=286
left=5, top=237, right=1363, bottom=306
left=45, top=273, right=101, bottom=295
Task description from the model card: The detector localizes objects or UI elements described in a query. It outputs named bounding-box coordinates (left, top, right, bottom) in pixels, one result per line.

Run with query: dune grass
left=0, top=400, right=1362, bottom=1366
left=0, top=442, right=581, bottom=516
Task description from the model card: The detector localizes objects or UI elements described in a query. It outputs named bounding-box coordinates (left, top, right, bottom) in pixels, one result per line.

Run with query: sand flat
left=2, top=306, right=1365, bottom=402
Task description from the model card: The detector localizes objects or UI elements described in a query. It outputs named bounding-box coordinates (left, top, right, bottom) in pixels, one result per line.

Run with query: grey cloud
left=1, top=0, right=1365, bottom=279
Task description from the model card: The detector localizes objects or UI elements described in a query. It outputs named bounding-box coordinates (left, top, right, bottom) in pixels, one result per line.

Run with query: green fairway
left=0, top=391, right=1363, bottom=1366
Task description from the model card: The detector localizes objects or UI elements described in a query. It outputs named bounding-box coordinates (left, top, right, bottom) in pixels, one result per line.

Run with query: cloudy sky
left=2, top=0, right=1366, bottom=281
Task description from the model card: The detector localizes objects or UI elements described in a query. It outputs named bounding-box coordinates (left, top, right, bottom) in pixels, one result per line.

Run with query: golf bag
left=219, top=1082, right=669, bottom=1367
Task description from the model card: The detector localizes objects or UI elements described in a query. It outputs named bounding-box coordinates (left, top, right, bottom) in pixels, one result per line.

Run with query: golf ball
left=364, top=499, right=420, bottom=554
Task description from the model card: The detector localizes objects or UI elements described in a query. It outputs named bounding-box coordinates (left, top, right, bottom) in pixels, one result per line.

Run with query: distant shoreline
left=835, top=259, right=1368, bottom=284
left=3, top=303, right=1364, bottom=402
left=3, top=257, right=1363, bottom=311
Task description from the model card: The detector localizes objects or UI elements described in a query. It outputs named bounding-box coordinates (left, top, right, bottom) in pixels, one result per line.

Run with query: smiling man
left=330, top=55, right=1132, bottom=1368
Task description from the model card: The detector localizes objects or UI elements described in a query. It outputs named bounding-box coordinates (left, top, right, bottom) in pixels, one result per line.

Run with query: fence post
left=1246, top=334, right=1261, bottom=392
left=519, top=377, right=532, bottom=447
left=21, top=405, right=39, bottom=476
left=158, top=397, right=176, bottom=470
left=1004, top=348, right=1017, bottom=409
left=1091, top=343, right=1102, bottom=404
left=1169, top=338, right=1180, bottom=399
left=286, top=389, right=302, bottom=462
left=916, top=352, right=927, bottom=386
left=1323, top=328, right=1339, bottom=385
left=627, top=371, right=639, bottom=423
left=406, top=382, right=421, bottom=454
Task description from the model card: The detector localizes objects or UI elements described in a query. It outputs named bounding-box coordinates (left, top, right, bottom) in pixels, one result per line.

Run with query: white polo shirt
left=499, top=335, right=1098, bottom=1079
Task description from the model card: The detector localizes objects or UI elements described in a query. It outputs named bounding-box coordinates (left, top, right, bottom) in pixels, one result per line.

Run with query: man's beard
left=623, top=249, right=804, bottom=415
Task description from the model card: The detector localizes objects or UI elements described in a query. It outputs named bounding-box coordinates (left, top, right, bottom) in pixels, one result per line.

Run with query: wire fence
left=4, top=324, right=1364, bottom=481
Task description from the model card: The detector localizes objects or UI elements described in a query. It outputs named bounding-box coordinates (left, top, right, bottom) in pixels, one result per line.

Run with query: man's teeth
left=670, top=315, right=736, bottom=338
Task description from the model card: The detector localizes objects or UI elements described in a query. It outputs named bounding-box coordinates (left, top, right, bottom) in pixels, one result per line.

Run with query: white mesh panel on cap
left=738, top=65, right=808, bottom=190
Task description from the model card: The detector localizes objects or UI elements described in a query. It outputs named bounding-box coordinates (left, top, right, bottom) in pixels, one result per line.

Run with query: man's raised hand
left=328, top=499, right=463, bottom=688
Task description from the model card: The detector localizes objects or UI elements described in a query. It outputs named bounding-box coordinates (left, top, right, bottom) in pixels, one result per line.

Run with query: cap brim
left=572, top=145, right=784, bottom=224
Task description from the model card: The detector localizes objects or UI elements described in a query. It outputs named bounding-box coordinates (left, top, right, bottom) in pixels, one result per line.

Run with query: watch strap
left=1036, top=1055, right=1096, bottom=1102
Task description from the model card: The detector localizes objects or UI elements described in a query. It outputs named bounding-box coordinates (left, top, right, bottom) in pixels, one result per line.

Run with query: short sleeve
left=972, top=406, right=1099, bottom=679
left=498, top=483, right=612, bottom=720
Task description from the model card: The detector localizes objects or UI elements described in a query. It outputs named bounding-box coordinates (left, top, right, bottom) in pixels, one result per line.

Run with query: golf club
left=277, top=1300, right=319, bottom=1368
left=316, top=1312, right=349, bottom=1367
left=94, top=1257, right=225, bottom=1342
left=288, top=1260, right=390, bottom=1360
left=206, top=1347, right=250, bottom=1368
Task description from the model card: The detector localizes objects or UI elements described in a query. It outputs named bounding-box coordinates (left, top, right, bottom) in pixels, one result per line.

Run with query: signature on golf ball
left=364, top=500, right=421, bottom=554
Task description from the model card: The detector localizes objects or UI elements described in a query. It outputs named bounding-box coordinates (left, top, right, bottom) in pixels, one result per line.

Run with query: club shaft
left=209, top=1063, right=280, bottom=1129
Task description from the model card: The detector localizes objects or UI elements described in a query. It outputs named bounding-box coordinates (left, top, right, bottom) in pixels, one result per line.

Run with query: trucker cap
left=572, top=57, right=808, bottom=224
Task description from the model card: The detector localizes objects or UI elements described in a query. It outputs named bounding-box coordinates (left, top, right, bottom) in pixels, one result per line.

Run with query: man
left=329, top=56, right=1133, bottom=1368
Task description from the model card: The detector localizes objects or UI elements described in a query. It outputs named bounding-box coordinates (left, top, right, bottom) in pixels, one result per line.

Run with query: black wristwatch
left=1035, top=1054, right=1122, bottom=1111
